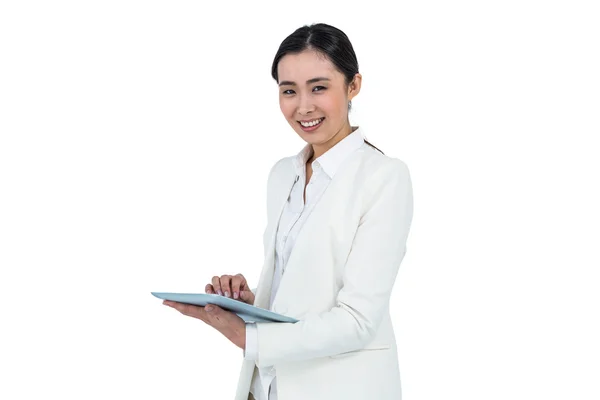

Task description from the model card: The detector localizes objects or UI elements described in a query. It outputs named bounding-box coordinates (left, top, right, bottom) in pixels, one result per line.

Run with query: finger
left=231, top=274, right=246, bottom=300
left=239, top=289, right=255, bottom=305
left=212, top=276, right=223, bottom=296
left=205, top=283, right=215, bottom=294
left=220, top=275, right=233, bottom=298
left=239, top=279, right=250, bottom=293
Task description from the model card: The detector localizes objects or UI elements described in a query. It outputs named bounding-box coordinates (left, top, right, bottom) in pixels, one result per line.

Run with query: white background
left=1, top=1, right=598, bottom=399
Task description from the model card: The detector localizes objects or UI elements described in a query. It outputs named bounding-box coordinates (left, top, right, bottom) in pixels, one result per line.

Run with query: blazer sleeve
left=254, top=158, right=414, bottom=367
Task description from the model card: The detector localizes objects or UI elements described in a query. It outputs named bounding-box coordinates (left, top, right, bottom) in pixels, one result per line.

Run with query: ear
left=347, top=73, right=362, bottom=101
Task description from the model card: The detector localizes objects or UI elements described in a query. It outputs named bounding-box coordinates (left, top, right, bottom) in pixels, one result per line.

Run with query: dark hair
left=271, top=23, right=384, bottom=155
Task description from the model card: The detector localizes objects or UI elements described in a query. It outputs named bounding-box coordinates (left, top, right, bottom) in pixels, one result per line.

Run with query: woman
left=163, top=23, right=414, bottom=400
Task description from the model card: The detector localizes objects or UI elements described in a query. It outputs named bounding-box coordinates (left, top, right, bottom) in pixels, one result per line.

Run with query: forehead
left=277, top=50, right=341, bottom=82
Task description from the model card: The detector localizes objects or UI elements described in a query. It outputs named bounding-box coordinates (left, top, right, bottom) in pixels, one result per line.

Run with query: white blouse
left=244, top=127, right=366, bottom=400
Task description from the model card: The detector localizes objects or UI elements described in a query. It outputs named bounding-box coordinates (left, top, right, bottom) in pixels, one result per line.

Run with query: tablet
left=151, top=292, right=299, bottom=323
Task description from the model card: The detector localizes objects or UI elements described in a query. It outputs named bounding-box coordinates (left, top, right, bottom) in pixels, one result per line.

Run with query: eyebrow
left=279, top=77, right=331, bottom=87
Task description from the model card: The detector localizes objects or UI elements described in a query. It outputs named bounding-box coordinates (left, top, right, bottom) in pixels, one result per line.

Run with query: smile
left=298, top=117, right=325, bottom=131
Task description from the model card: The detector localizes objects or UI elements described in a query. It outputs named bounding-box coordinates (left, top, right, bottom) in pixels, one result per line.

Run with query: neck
left=310, top=123, right=355, bottom=162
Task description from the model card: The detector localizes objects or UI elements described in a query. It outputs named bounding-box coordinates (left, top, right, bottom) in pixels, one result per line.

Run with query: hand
left=206, top=273, right=255, bottom=306
left=163, top=301, right=246, bottom=350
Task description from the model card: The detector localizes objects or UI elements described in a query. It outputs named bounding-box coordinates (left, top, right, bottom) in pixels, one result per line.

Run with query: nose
left=297, top=94, right=315, bottom=115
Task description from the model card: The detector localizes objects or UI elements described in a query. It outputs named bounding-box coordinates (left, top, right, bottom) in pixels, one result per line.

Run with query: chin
left=297, top=131, right=324, bottom=143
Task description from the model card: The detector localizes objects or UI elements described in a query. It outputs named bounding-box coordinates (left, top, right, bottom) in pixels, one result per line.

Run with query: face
left=277, top=50, right=361, bottom=152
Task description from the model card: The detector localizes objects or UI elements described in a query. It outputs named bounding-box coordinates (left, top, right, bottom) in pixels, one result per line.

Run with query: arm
left=253, top=159, right=414, bottom=368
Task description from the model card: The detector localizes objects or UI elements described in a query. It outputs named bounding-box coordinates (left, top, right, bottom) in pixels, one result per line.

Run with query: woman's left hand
left=163, top=300, right=246, bottom=350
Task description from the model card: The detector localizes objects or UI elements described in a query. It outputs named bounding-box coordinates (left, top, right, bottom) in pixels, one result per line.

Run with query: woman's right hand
left=205, top=273, right=255, bottom=306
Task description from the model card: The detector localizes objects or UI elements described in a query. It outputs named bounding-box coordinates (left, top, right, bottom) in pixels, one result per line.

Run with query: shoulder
left=266, top=155, right=295, bottom=183
left=270, top=155, right=295, bottom=174
left=358, top=144, right=411, bottom=186
left=355, top=146, right=413, bottom=217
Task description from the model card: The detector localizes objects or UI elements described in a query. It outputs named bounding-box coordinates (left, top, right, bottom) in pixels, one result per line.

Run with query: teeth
left=300, top=118, right=323, bottom=127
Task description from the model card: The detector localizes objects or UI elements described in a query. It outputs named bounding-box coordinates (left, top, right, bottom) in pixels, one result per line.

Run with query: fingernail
left=205, top=305, right=214, bottom=312
left=233, top=291, right=239, bottom=299
left=217, top=290, right=223, bottom=296
left=225, top=291, right=230, bottom=298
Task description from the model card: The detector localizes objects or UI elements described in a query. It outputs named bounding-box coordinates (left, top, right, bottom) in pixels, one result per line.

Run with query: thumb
left=240, top=290, right=255, bottom=304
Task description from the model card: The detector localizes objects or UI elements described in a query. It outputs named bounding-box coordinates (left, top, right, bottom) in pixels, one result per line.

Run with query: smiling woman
left=162, top=22, right=413, bottom=400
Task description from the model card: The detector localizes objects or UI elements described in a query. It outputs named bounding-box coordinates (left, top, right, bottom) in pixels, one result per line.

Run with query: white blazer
left=235, top=143, right=414, bottom=400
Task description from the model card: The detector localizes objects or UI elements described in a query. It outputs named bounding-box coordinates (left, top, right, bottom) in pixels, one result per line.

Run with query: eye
left=313, top=86, right=326, bottom=92
left=282, top=89, right=295, bottom=95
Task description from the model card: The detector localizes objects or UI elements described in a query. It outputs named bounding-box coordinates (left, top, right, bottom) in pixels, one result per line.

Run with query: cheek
left=279, top=98, right=296, bottom=119
left=319, top=92, right=345, bottom=115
